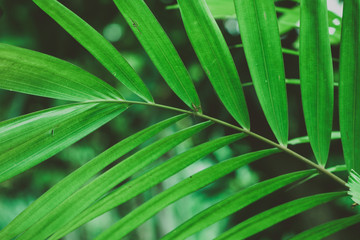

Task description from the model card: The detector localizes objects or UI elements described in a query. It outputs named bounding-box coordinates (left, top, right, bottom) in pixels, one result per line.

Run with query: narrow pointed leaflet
left=234, top=0, right=288, bottom=146
left=216, top=191, right=346, bottom=239
left=113, top=0, right=201, bottom=111
left=95, top=149, right=278, bottom=239
left=161, top=169, right=313, bottom=240
left=290, top=214, right=360, bottom=240
left=51, top=133, right=245, bottom=239
left=300, top=0, right=334, bottom=166
left=0, top=114, right=186, bottom=240
left=0, top=102, right=127, bottom=183
left=33, top=0, right=153, bottom=102
left=178, top=0, right=250, bottom=129
left=17, top=122, right=211, bottom=240
left=0, top=44, right=122, bottom=102
left=339, top=0, right=360, bottom=172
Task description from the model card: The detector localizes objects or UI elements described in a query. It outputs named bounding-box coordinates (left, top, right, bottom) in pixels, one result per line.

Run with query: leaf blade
left=178, top=0, right=250, bottom=129
left=290, top=214, right=360, bottom=240
left=234, top=0, right=288, bottom=145
left=300, top=0, right=334, bottom=166
left=113, top=0, right=200, bottom=110
left=51, top=133, right=245, bottom=239
left=17, top=121, right=212, bottom=240
left=216, top=191, right=346, bottom=239
left=0, top=44, right=122, bottom=101
left=33, top=0, right=153, bottom=102
left=161, top=169, right=314, bottom=240
left=0, top=102, right=127, bottom=183
left=95, top=149, right=279, bottom=240
left=0, top=114, right=186, bottom=239
left=339, top=0, right=360, bottom=172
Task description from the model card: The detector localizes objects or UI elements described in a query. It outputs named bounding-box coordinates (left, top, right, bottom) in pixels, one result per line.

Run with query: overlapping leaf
left=0, top=44, right=122, bottom=101
left=216, top=191, right=346, bottom=239
left=300, top=0, right=334, bottom=166
left=161, top=169, right=314, bottom=240
left=51, top=133, right=245, bottom=239
left=0, top=114, right=186, bottom=239
left=16, top=121, right=211, bottom=240
left=33, top=0, right=153, bottom=102
left=0, top=102, right=127, bottom=183
left=234, top=0, right=288, bottom=145
left=339, top=0, right=360, bottom=172
left=290, top=214, right=360, bottom=240
left=178, top=0, right=250, bottom=129
left=113, top=0, right=200, bottom=111
left=96, top=149, right=279, bottom=239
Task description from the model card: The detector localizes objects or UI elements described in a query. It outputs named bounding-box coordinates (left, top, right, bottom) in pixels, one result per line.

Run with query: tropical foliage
left=0, top=0, right=359, bottom=239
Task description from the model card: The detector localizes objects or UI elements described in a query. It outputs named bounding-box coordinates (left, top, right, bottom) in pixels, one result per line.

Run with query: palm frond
left=178, top=0, right=250, bottom=129
left=33, top=0, right=153, bottom=102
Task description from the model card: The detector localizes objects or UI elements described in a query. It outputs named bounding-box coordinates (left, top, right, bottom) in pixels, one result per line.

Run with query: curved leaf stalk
left=85, top=99, right=347, bottom=187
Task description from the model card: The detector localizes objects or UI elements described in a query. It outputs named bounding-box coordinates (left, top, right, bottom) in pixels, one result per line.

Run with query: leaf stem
left=88, top=99, right=347, bottom=187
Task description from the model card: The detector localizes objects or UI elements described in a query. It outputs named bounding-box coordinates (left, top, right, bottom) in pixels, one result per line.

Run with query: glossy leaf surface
left=162, top=170, right=314, bottom=240
left=0, top=44, right=122, bottom=101
left=178, top=0, right=250, bottom=129
left=216, top=191, right=346, bottom=239
left=51, top=133, right=245, bottom=239
left=0, top=102, right=127, bottom=183
left=0, top=114, right=186, bottom=239
left=113, top=0, right=200, bottom=110
left=234, top=0, right=288, bottom=145
left=17, top=122, right=211, bottom=240
left=339, top=0, right=360, bottom=172
left=96, top=149, right=279, bottom=239
left=33, top=0, right=153, bottom=102
left=300, top=0, right=334, bottom=166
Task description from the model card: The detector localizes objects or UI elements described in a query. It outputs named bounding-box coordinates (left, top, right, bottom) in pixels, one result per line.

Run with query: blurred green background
left=0, top=0, right=358, bottom=239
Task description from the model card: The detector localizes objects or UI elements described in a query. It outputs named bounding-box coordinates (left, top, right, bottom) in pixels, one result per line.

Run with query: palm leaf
left=0, top=43, right=122, bottom=101
left=234, top=0, right=288, bottom=145
left=161, top=169, right=314, bottom=240
left=178, top=0, right=250, bottom=129
left=0, top=114, right=186, bottom=239
left=300, top=0, right=334, bottom=166
left=347, top=169, right=360, bottom=205
left=216, top=191, right=346, bottom=239
left=51, top=133, right=245, bottom=239
left=290, top=214, right=360, bottom=240
left=0, top=102, right=127, bottom=183
left=33, top=0, right=153, bottom=102
left=16, top=121, right=211, bottom=240
left=95, top=149, right=279, bottom=239
left=113, top=0, right=201, bottom=111
left=339, top=0, right=360, bottom=172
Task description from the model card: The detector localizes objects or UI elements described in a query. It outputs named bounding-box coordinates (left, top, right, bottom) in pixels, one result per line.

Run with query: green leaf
left=234, top=0, right=288, bottom=145
left=178, top=0, right=250, bottom=129
left=33, top=0, right=153, bottom=103
left=0, top=102, right=127, bottom=183
left=215, top=191, right=346, bottom=239
left=95, top=149, right=279, bottom=239
left=347, top=169, right=360, bottom=205
left=277, top=6, right=300, bottom=35
left=0, top=44, right=122, bottom=101
left=51, top=133, right=245, bottom=239
left=0, top=114, right=186, bottom=239
left=339, top=0, right=360, bottom=172
left=113, top=0, right=200, bottom=111
left=300, top=0, right=334, bottom=166
left=288, top=131, right=340, bottom=145
left=17, top=121, right=211, bottom=240
left=161, top=169, right=314, bottom=240
left=290, top=214, right=360, bottom=240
